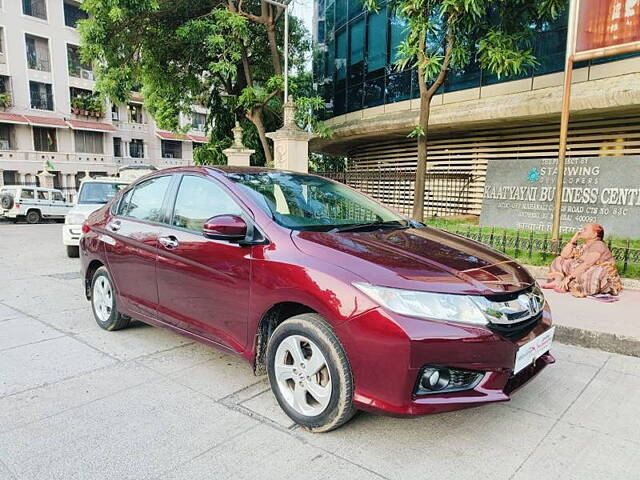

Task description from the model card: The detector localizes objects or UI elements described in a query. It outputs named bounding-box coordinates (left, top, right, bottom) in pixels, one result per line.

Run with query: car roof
left=149, top=165, right=316, bottom=177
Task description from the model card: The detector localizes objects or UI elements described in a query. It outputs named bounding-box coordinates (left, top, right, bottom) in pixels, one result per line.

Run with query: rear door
left=36, top=190, right=51, bottom=216
left=51, top=190, right=70, bottom=218
left=103, top=175, right=173, bottom=319
left=155, top=174, right=252, bottom=352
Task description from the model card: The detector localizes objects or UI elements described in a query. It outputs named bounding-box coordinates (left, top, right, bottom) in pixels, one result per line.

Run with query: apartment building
left=0, top=0, right=209, bottom=199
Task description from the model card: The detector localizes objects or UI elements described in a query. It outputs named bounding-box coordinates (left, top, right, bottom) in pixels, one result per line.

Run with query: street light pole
left=263, top=0, right=292, bottom=104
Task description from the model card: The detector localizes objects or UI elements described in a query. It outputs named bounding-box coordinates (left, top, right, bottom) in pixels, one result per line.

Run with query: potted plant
left=0, top=92, right=11, bottom=109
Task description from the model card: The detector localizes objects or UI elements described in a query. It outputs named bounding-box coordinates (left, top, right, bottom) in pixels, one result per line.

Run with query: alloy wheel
left=93, top=275, right=113, bottom=323
left=274, top=334, right=332, bottom=417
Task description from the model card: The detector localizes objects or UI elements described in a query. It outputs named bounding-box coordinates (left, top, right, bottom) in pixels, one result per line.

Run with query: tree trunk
left=266, top=24, right=283, bottom=76
left=247, top=108, right=273, bottom=166
left=412, top=92, right=432, bottom=222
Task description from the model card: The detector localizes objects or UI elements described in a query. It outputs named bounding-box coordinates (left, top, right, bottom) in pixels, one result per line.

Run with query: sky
left=290, top=0, right=315, bottom=40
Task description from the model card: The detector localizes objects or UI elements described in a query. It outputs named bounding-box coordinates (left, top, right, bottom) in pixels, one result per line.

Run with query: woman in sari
left=543, top=223, right=623, bottom=298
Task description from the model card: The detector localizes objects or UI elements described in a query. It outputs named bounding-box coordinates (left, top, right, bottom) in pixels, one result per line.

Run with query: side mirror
left=203, top=215, right=248, bottom=241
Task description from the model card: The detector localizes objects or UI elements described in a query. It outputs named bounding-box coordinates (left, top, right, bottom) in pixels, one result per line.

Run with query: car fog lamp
left=420, top=368, right=450, bottom=391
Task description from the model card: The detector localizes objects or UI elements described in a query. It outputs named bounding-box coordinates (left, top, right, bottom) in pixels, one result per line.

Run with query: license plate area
left=514, top=326, right=555, bottom=374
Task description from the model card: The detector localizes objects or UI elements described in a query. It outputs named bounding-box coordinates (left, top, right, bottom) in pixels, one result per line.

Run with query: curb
left=556, top=325, right=640, bottom=358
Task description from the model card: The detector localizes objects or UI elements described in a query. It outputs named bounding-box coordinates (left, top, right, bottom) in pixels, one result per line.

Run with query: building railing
left=317, top=169, right=474, bottom=218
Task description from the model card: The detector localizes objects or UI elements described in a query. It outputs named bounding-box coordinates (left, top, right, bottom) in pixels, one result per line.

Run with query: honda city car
left=80, top=166, right=554, bottom=432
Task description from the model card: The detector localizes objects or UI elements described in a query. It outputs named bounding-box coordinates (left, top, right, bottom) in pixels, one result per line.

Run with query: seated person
left=543, top=223, right=622, bottom=298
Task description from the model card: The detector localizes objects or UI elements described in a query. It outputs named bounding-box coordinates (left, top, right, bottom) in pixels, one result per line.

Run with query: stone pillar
left=37, top=169, right=55, bottom=189
left=266, top=100, right=313, bottom=173
left=223, top=122, right=254, bottom=167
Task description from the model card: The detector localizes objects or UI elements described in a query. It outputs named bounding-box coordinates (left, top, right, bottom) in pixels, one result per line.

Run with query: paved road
left=1, top=223, right=639, bottom=480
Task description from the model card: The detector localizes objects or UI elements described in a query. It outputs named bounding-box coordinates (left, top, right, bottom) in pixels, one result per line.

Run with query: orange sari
left=549, top=240, right=623, bottom=297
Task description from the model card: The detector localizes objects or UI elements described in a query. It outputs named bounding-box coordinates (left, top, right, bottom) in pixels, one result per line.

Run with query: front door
left=103, top=175, right=172, bottom=319
left=155, top=174, right=252, bottom=353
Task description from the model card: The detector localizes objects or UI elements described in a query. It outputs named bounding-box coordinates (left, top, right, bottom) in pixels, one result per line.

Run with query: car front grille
left=487, top=311, right=542, bottom=341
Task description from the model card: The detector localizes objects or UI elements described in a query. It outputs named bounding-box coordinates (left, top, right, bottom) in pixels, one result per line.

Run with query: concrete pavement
left=1, top=223, right=639, bottom=480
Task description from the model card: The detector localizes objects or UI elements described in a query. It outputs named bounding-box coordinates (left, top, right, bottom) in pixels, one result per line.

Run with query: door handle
left=159, top=235, right=179, bottom=249
left=108, top=220, right=121, bottom=232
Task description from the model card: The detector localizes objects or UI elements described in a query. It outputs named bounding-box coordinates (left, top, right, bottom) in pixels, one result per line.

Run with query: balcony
left=112, top=121, right=149, bottom=134
left=0, top=150, right=118, bottom=171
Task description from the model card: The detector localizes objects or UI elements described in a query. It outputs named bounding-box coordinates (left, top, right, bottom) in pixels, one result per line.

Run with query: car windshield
left=78, top=182, right=127, bottom=204
left=228, top=172, right=407, bottom=231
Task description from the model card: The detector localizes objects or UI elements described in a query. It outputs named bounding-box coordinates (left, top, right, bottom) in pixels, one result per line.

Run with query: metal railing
left=317, top=169, right=474, bottom=218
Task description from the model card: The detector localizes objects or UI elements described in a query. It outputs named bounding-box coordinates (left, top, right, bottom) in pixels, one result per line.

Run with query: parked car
left=80, top=167, right=554, bottom=432
left=63, top=178, right=129, bottom=258
left=0, top=186, right=72, bottom=223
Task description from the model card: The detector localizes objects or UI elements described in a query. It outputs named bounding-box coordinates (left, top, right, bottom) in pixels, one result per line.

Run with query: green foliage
left=308, top=153, right=347, bottom=173
left=79, top=0, right=317, bottom=166
left=407, top=125, right=425, bottom=138
left=70, top=91, right=104, bottom=114
left=0, top=93, right=11, bottom=108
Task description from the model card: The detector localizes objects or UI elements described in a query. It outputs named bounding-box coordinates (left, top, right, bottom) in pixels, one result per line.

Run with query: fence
left=317, top=169, right=474, bottom=218
left=433, top=222, right=640, bottom=276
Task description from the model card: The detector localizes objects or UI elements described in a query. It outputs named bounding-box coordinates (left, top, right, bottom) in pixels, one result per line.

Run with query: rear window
left=78, top=182, right=128, bottom=204
left=21, top=189, right=35, bottom=200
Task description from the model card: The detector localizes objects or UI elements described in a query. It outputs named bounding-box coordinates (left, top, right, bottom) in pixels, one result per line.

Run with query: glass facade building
left=314, top=1, right=637, bottom=118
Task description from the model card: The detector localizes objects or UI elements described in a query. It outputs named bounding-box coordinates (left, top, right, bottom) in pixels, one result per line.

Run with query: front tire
left=66, top=245, right=80, bottom=258
left=266, top=313, right=356, bottom=432
left=90, top=266, right=130, bottom=331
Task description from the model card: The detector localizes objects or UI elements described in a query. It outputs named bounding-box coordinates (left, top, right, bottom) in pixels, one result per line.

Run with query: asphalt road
left=1, top=222, right=639, bottom=480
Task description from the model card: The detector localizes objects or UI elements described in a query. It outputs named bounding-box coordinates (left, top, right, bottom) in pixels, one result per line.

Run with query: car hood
left=291, top=227, right=534, bottom=296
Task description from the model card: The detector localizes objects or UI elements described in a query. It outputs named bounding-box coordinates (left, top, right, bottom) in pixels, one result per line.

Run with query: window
left=0, top=27, right=4, bottom=53
left=64, top=1, right=87, bottom=28
left=191, top=112, right=207, bottom=130
left=390, top=15, right=407, bottom=64
left=128, top=104, right=143, bottom=123
left=367, top=8, right=387, bottom=72
left=37, top=190, right=48, bottom=200
left=29, top=81, right=54, bottom=110
left=74, top=130, right=104, bottom=154
left=22, top=0, right=47, bottom=20
left=67, top=45, right=93, bottom=79
left=25, top=34, right=50, bottom=71
left=111, top=105, right=119, bottom=121
left=172, top=176, right=243, bottom=232
left=117, top=188, right=134, bottom=215
left=161, top=140, right=182, bottom=159
left=33, top=127, right=57, bottom=152
left=129, top=139, right=144, bottom=158
left=0, top=123, right=12, bottom=150
left=336, top=30, right=347, bottom=81
left=113, top=137, right=122, bottom=157
left=52, top=191, right=64, bottom=202
left=21, top=189, right=35, bottom=200
left=78, top=182, right=127, bottom=204
left=125, top=176, right=171, bottom=223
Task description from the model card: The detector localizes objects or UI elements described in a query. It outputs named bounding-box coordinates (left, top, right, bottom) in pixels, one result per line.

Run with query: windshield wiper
left=329, top=220, right=410, bottom=233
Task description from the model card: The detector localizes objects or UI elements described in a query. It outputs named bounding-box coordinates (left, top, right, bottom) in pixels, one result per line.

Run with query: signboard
left=575, top=0, right=640, bottom=55
left=480, top=156, right=640, bottom=237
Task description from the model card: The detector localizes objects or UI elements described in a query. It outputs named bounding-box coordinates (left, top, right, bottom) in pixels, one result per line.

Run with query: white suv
left=63, top=178, right=129, bottom=257
left=1, top=186, right=72, bottom=224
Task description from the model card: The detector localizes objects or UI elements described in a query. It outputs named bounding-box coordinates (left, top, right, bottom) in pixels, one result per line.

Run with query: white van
left=63, top=178, right=129, bottom=257
left=0, top=186, right=73, bottom=224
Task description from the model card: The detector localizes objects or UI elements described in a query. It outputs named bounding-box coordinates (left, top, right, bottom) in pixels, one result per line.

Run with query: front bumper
left=63, top=224, right=82, bottom=246
left=335, top=304, right=554, bottom=416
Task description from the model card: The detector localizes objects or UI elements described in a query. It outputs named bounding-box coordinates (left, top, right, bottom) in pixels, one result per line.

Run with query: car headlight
left=353, top=282, right=488, bottom=325
left=65, top=213, right=87, bottom=225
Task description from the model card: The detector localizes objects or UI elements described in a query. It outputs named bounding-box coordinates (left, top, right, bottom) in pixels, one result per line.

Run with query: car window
left=52, top=192, right=64, bottom=202
left=21, top=189, right=34, bottom=200
left=171, top=175, right=243, bottom=233
left=125, top=176, right=171, bottom=223
left=78, top=182, right=128, bottom=204
left=117, top=188, right=134, bottom=216
left=38, top=191, right=49, bottom=200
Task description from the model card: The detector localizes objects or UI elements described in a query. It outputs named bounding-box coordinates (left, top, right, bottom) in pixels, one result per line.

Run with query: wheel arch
left=84, top=259, right=104, bottom=300
left=253, top=301, right=318, bottom=375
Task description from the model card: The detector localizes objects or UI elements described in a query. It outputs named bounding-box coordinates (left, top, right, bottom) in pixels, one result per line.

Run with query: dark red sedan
left=80, top=166, right=555, bottom=432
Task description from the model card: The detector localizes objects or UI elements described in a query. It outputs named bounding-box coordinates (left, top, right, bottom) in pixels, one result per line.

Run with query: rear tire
left=266, top=313, right=356, bottom=432
left=26, top=210, right=41, bottom=224
left=90, top=266, right=130, bottom=331
left=66, top=245, right=80, bottom=258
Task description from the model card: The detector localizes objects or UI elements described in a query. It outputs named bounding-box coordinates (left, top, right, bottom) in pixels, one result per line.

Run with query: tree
left=79, top=0, right=325, bottom=166
left=362, top=0, right=565, bottom=221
